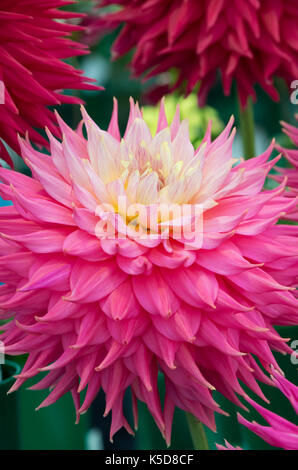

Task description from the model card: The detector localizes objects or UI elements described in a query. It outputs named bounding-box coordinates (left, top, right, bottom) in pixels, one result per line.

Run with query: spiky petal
left=90, top=0, right=298, bottom=107
left=274, top=117, right=298, bottom=220
left=271, top=368, right=298, bottom=414
left=216, top=440, right=242, bottom=450
left=0, top=0, right=101, bottom=166
left=218, top=369, right=298, bottom=450
left=238, top=395, right=298, bottom=450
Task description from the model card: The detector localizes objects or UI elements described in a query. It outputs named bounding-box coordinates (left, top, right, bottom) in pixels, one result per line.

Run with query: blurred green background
left=1, top=0, right=297, bottom=451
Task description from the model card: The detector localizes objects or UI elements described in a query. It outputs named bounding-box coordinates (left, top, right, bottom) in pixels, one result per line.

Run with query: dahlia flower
left=1, top=99, right=298, bottom=445
left=92, top=0, right=298, bottom=106
left=274, top=118, right=298, bottom=220
left=0, top=0, right=100, bottom=167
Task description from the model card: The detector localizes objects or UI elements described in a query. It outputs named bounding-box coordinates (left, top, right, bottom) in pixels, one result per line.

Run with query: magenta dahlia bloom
left=1, top=99, right=298, bottom=444
left=92, top=0, right=298, bottom=106
left=274, top=118, right=298, bottom=220
left=0, top=0, right=100, bottom=166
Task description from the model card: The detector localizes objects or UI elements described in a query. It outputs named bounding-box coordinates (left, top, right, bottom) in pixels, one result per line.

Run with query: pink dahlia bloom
left=274, top=118, right=298, bottom=221
left=92, top=0, right=298, bottom=106
left=0, top=99, right=298, bottom=444
left=0, top=0, right=100, bottom=167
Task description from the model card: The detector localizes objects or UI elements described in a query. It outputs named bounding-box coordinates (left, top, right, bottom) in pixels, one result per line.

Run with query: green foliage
left=142, top=94, right=224, bottom=145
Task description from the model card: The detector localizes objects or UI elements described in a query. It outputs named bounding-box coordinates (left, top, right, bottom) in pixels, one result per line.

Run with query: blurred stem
left=186, top=413, right=209, bottom=450
left=238, top=96, right=255, bottom=159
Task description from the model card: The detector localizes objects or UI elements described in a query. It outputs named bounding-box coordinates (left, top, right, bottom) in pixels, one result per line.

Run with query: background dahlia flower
left=91, top=0, right=298, bottom=107
left=0, top=0, right=100, bottom=167
left=0, top=99, right=298, bottom=445
left=274, top=117, right=298, bottom=221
